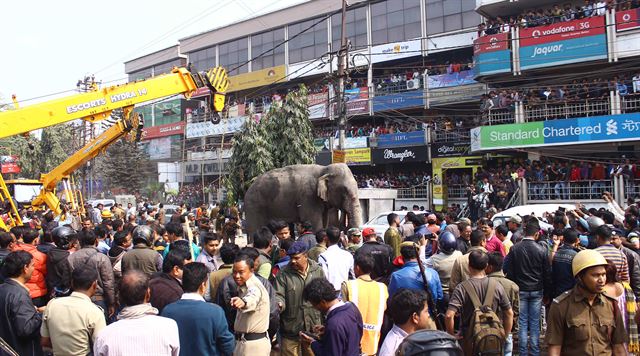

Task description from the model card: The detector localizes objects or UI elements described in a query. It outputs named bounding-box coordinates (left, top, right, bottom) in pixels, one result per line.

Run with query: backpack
left=461, top=279, right=505, bottom=356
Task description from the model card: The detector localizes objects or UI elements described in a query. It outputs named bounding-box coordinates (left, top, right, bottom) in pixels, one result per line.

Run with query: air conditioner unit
left=406, top=79, right=420, bottom=90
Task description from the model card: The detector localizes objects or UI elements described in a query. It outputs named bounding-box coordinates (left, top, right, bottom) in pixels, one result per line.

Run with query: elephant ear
left=317, top=174, right=331, bottom=202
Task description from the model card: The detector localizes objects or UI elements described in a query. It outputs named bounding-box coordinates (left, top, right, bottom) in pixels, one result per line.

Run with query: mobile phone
left=300, top=331, right=320, bottom=341
left=558, top=207, right=566, bottom=213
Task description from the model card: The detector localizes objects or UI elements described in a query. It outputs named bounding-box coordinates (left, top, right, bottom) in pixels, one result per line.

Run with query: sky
left=0, top=0, right=309, bottom=106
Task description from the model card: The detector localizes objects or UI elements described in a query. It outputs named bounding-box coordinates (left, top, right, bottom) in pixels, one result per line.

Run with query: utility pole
left=337, top=0, right=349, bottom=150
left=76, top=75, right=99, bottom=199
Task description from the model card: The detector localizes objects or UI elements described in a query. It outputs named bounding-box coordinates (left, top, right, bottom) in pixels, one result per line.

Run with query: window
left=128, top=68, right=152, bottom=82
left=153, top=59, right=184, bottom=76
left=153, top=99, right=182, bottom=126
left=426, top=0, right=479, bottom=35
left=371, top=0, right=421, bottom=45
left=331, top=6, right=368, bottom=51
left=188, top=46, right=216, bottom=73
left=288, top=17, right=328, bottom=64
left=219, top=38, right=249, bottom=76
left=251, top=28, right=285, bottom=70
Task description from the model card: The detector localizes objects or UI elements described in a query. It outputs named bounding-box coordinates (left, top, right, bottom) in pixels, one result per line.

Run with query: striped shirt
left=595, top=244, right=630, bottom=282
left=93, top=314, right=180, bottom=356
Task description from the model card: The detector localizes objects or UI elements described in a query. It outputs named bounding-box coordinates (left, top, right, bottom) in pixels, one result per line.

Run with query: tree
left=96, top=140, right=154, bottom=194
left=225, top=84, right=315, bottom=204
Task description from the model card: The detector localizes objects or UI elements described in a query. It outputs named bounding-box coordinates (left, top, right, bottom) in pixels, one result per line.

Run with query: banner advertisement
left=316, top=151, right=332, bottom=166
left=0, top=155, right=20, bottom=174
left=332, top=148, right=371, bottom=165
left=427, top=70, right=476, bottom=89
left=617, top=8, right=640, bottom=31
left=519, top=16, right=607, bottom=70
left=471, top=113, right=640, bottom=151
left=432, top=156, right=484, bottom=209
left=345, top=87, right=369, bottom=115
left=432, top=142, right=471, bottom=158
left=186, top=116, right=247, bottom=138
left=189, top=149, right=233, bottom=161
left=227, top=65, right=287, bottom=92
left=147, top=137, right=172, bottom=160
left=376, top=131, right=425, bottom=148
left=322, top=136, right=368, bottom=150
left=143, top=121, right=184, bottom=140
left=308, top=91, right=329, bottom=106
left=314, top=138, right=327, bottom=152
left=309, top=103, right=328, bottom=119
left=373, top=91, right=424, bottom=112
left=371, top=146, right=428, bottom=164
left=473, top=33, right=511, bottom=75
left=371, top=39, right=422, bottom=64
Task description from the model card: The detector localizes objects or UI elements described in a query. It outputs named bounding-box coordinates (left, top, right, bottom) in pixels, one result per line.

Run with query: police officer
left=546, top=249, right=628, bottom=356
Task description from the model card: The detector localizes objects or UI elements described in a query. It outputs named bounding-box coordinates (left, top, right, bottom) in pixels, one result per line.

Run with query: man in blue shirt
left=388, top=243, right=443, bottom=307
left=162, top=262, right=235, bottom=356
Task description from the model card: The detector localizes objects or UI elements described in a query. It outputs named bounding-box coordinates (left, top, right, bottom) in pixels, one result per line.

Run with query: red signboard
left=474, top=33, right=510, bottom=55
left=142, top=122, right=184, bottom=140
left=0, top=156, right=20, bottom=174
left=617, top=8, right=640, bottom=31
left=308, top=91, right=328, bottom=106
left=520, top=16, right=605, bottom=47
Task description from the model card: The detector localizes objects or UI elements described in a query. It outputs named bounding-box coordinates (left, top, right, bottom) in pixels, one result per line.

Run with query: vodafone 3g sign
left=520, top=16, right=605, bottom=46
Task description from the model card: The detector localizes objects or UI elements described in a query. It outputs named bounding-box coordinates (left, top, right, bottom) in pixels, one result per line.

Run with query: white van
left=492, top=203, right=576, bottom=231
left=88, top=199, right=116, bottom=209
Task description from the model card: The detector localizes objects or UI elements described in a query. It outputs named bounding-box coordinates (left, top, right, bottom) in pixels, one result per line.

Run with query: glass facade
left=426, top=0, right=478, bottom=35
left=331, top=6, right=368, bottom=51
left=153, top=99, right=182, bottom=126
left=251, top=28, right=286, bottom=70
left=219, top=37, right=249, bottom=75
left=288, top=17, right=328, bottom=64
left=153, top=59, right=185, bottom=76
left=128, top=68, right=152, bottom=82
left=188, top=46, right=216, bottom=72
left=371, top=0, right=421, bottom=45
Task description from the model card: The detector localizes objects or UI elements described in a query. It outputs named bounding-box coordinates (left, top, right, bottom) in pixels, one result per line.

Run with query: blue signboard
left=377, top=131, right=425, bottom=148
left=427, top=70, right=476, bottom=89
left=519, top=34, right=607, bottom=70
left=475, top=51, right=512, bottom=76
left=373, top=91, right=424, bottom=112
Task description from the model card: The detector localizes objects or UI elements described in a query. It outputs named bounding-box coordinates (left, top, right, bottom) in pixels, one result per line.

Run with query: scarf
left=624, top=282, right=640, bottom=354
left=117, top=303, right=158, bottom=320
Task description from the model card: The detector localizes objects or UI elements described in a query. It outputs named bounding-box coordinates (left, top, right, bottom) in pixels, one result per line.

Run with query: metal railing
left=524, top=99, right=610, bottom=122
left=625, top=179, right=640, bottom=200
left=432, top=128, right=470, bottom=143
left=505, top=186, right=521, bottom=209
left=447, top=184, right=468, bottom=199
left=479, top=108, right=516, bottom=125
left=622, top=94, right=640, bottom=113
left=397, top=185, right=430, bottom=199
left=374, top=79, right=422, bottom=95
left=527, top=180, right=613, bottom=201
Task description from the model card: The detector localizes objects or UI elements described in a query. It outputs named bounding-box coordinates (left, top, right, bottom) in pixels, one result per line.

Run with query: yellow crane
left=0, top=66, right=229, bottom=230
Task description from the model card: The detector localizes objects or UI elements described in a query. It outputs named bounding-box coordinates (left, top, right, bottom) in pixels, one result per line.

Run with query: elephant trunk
left=345, top=199, right=363, bottom=229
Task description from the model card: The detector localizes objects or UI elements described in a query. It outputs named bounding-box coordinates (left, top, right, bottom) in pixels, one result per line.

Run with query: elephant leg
left=326, top=207, right=340, bottom=229
left=299, top=205, right=324, bottom=232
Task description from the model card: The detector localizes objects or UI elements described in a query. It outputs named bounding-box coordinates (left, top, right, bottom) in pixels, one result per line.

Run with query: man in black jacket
left=354, top=227, right=393, bottom=282
left=0, top=251, right=43, bottom=356
left=504, top=219, right=551, bottom=356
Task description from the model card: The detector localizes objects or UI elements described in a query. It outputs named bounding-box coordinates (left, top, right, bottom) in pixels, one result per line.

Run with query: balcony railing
left=479, top=108, right=515, bottom=125
left=622, top=94, right=640, bottom=114
left=524, top=99, right=610, bottom=122
left=447, top=184, right=468, bottom=199
left=527, top=180, right=613, bottom=201
left=433, top=128, right=471, bottom=143
left=397, top=186, right=430, bottom=199
left=625, top=179, right=640, bottom=200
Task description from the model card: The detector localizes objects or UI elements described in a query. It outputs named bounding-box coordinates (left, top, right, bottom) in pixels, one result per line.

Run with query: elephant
left=243, top=163, right=363, bottom=237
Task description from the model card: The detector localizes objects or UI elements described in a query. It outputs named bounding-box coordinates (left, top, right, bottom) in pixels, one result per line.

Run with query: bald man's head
left=119, top=270, right=150, bottom=307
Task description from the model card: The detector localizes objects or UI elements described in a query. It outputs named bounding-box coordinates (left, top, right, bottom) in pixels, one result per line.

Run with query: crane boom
left=0, top=67, right=228, bottom=139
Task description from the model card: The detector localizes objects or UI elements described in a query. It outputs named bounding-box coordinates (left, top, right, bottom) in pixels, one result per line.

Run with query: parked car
left=491, top=203, right=576, bottom=232
left=362, top=210, right=409, bottom=238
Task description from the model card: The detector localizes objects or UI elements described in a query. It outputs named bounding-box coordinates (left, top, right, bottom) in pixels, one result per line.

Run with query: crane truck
left=0, top=66, right=230, bottom=230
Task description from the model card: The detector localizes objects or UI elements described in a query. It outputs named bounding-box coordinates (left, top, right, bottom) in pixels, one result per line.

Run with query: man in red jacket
left=13, top=227, right=48, bottom=307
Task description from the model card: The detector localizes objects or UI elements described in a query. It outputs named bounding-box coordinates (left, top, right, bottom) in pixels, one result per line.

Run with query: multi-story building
left=124, top=0, right=490, bottom=208
left=467, top=0, right=640, bottom=211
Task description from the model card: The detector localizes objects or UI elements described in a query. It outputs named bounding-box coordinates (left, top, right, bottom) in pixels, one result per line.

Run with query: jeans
left=504, top=333, right=513, bottom=356
left=554, top=182, right=568, bottom=200
left=518, top=290, right=542, bottom=356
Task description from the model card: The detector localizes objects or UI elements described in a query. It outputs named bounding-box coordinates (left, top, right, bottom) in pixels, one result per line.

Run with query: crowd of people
left=372, top=60, right=473, bottom=95
left=477, top=0, right=640, bottom=36
left=314, top=121, right=423, bottom=139
left=2, top=190, right=640, bottom=355
left=356, top=171, right=431, bottom=189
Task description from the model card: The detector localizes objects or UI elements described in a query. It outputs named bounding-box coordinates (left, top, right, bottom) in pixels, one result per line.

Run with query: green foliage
left=225, top=85, right=315, bottom=204
left=96, top=140, right=154, bottom=194
left=0, top=125, right=74, bottom=179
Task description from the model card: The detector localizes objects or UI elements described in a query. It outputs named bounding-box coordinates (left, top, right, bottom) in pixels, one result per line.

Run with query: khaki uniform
left=546, top=285, right=628, bottom=355
left=234, top=274, right=271, bottom=356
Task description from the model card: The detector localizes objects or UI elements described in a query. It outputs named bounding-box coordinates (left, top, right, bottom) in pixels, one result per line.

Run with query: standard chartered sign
left=471, top=113, right=640, bottom=151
